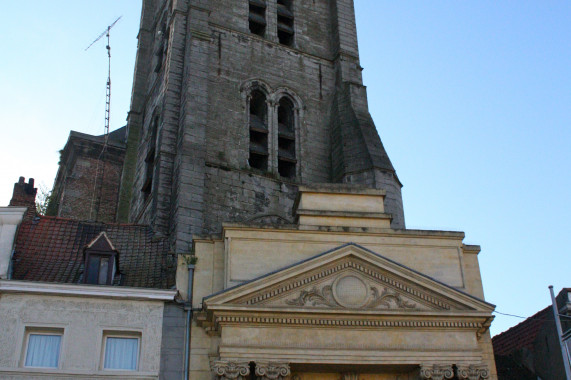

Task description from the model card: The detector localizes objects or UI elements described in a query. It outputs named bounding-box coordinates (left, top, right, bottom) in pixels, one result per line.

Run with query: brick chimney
left=9, top=177, right=37, bottom=222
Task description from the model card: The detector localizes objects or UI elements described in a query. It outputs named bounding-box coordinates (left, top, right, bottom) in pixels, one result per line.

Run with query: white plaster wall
left=0, top=293, right=164, bottom=379
left=0, top=207, right=26, bottom=279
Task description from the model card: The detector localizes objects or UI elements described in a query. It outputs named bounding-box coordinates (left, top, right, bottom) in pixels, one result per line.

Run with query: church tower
left=119, top=0, right=405, bottom=251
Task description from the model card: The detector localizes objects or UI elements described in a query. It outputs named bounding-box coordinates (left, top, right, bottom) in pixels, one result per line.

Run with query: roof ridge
left=493, top=306, right=550, bottom=340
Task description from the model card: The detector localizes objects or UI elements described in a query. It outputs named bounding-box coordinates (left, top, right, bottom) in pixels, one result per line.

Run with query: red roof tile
left=492, top=307, right=551, bottom=356
left=12, top=216, right=176, bottom=289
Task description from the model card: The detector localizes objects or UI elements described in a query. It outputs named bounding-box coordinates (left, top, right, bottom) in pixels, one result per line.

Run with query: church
left=0, top=1, right=496, bottom=379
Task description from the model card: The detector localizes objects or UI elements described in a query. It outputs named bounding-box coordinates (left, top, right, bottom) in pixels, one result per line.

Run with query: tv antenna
left=85, top=16, right=122, bottom=148
left=85, top=16, right=122, bottom=221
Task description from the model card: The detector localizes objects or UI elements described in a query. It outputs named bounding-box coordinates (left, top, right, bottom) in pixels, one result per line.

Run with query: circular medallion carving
left=332, top=275, right=369, bottom=308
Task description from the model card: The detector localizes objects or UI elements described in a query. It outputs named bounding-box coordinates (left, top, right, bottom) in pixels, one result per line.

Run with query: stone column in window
left=419, top=364, right=454, bottom=380
left=212, top=361, right=251, bottom=380
left=456, top=364, right=490, bottom=380
left=254, top=361, right=290, bottom=380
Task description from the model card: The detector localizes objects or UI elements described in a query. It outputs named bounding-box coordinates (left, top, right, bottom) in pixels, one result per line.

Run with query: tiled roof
left=492, top=306, right=550, bottom=356
left=12, top=216, right=176, bottom=289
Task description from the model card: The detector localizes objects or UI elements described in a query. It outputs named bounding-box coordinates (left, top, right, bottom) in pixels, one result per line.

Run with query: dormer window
left=83, top=232, right=119, bottom=285
left=249, top=0, right=266, bottom=37
left=277, top=0, right=294, bottom=46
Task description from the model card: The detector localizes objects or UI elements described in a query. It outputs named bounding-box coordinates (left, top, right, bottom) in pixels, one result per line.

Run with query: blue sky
left=1, top=2, right=570, bottom=336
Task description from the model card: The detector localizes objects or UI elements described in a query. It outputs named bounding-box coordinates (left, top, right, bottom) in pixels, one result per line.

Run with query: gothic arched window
left=277, top=97, right=296, bottom=178
left=248, top=90, right=269, bottom=171
left=277, top=0, right=294, bottom=46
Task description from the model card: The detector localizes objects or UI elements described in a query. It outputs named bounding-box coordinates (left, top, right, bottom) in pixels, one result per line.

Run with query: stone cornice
left=0, top=207, right=27, bottom=224
left=0, top=280, right=176, bottom=301
left=221, top=223, right=466, bottom=240
left=208, top=312, right=488, bottom=332
left=0, top=367, right=158, bottom=378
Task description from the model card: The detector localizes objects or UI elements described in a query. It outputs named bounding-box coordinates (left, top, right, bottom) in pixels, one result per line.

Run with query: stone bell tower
left=119, top=0, right=405, bottom=251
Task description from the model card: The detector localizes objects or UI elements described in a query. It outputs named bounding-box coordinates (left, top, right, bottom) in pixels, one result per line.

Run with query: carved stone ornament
left=212, top=361, right=250, bottom=380
left=341, top=373, right=359, bottom=380
left=255, top=362, right=291, bottom=380
left=419, top=364, right=454, bottom=380
left=286, top=274, right=416, bottom=310
left=456, top=364, right=490, bottom=380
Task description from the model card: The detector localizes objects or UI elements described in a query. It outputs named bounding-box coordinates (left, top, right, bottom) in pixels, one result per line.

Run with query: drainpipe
left=7, top=249, right=15, bottom=279
left=184, top=263, right=195, bottom=380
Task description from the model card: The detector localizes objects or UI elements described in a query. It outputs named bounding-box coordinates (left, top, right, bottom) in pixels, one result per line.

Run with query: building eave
left=0, top=280, right=176, bottom=301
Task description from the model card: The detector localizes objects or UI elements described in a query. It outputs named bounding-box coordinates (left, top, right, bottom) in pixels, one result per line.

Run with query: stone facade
left=119, top=0, right=405, bottom=252
left=177, top=187, right=497, bottom=380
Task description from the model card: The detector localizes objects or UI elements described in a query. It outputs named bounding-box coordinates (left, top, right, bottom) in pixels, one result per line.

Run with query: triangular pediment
left=204, top=244, right=494, bottom=314
left=85, top=232, right=117, bottom=252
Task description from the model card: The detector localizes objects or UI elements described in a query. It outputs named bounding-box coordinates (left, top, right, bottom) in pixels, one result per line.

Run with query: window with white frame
left=23, top=329, right=63, bottom=368
left=102, top=332, right=140, bottom=371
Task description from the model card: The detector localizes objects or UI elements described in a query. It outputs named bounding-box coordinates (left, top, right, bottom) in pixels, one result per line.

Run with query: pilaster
left=212, top=361, right=251, bottom=380
left=254, top=362, right=290, bottom=380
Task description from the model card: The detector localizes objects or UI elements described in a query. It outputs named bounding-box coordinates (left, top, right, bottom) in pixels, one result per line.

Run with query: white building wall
left=0, top=207, right=26, bottom=279
left=0, top=292, right=165, bottom=379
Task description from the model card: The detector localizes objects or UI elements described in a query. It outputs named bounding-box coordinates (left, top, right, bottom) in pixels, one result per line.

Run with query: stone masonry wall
left=126, top=0, right=406, bottom=247
left=52, top=139, right=124, bottom=223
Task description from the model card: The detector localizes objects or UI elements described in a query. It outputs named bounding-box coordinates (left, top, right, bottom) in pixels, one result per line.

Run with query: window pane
left=25, top=334, right=61, bottom=368
left=86, top=256, right=100, bottom=284
left=99, top=257, right=109, bottom=284
left=104, top=337, right=138, bottom=370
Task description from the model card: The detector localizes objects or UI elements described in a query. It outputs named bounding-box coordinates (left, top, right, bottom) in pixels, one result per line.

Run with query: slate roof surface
left=492, top=306, right=550, bottom=356
left=12, top=216, right=176, bottom=289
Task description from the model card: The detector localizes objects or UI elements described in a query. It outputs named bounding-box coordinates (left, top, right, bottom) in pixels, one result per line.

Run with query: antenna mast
left=86, top=16, right=122, bottom=147
left=85, top=16, right=122, bottom=221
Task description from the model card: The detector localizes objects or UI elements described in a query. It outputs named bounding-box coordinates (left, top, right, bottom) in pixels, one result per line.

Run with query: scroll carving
left=456, top=364, right=490, bottom=380
left=419, top=364, right=454, bottom=380
left=212, top=361, right=250, bottom=380
left=286, top=284, right=416, bottom=310
left=367, top=287, right=416, bottom=309
left=255, top=362, right=290, bottom=380
left=286, top=285, right=337, bottom=307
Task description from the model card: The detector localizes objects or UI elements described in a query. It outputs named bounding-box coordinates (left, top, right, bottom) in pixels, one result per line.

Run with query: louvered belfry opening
left=249, top=0, right=266, bottom=37
left=277, top=97, right=296, bottom=178
left=277, top=0, right=294, bottom=46
left=142, top=114, right=159, bottom=198
left=249, top=90, right=269, bottom=171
